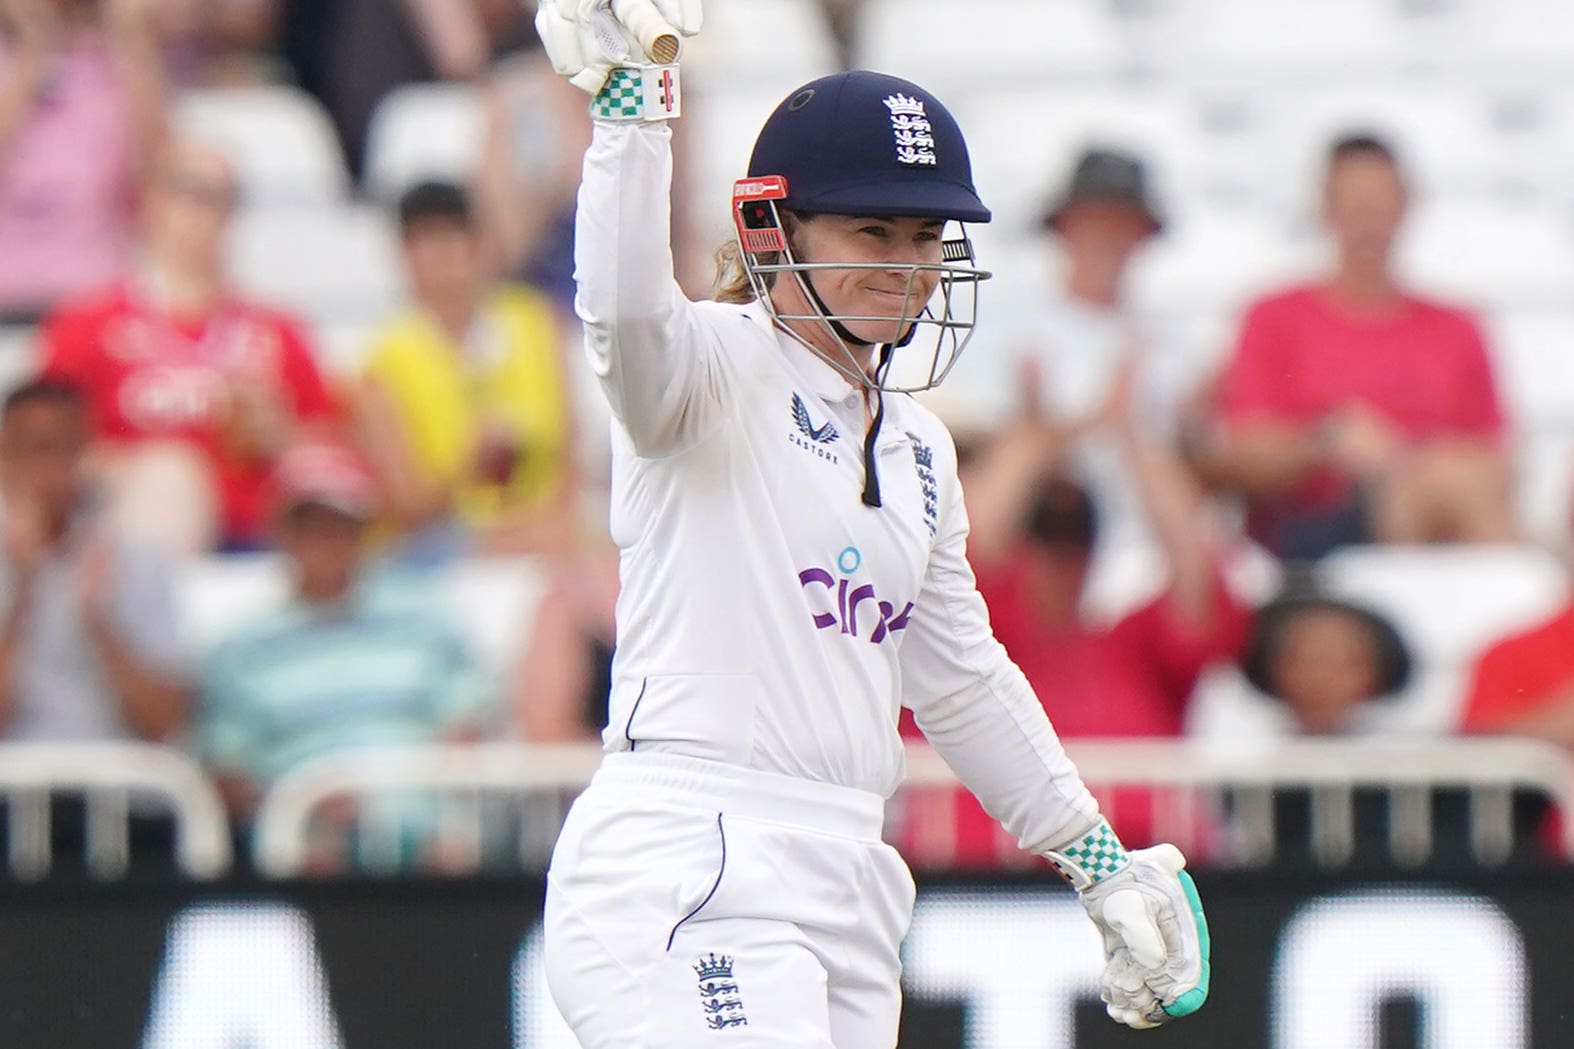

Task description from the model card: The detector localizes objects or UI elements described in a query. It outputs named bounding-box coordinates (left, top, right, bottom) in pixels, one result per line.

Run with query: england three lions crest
left=883, top=93, right=937, bottom=166
left=694, top=953, right=749, bottom=1031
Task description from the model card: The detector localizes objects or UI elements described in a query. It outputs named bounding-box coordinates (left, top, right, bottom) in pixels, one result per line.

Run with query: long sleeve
left=900, top=440, right=1100, bottom=854
left=574, top=121, right=732, bottom=457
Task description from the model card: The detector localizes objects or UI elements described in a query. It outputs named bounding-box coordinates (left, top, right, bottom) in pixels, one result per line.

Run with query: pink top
left=1218, top=283, right=1504, bottom=537
left=0, top=35, right=134, bottom=314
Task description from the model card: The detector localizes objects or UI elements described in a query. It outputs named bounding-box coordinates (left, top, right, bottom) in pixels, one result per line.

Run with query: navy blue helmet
left=747, top=71, right=991, bottom=225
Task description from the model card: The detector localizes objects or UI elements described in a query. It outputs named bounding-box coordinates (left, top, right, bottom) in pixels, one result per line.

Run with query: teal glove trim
left=1162, top=870, right=1211, bottom=1017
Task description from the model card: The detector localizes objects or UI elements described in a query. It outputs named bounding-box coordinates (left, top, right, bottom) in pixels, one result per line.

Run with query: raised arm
left=538, top=0, right=723, bottom=457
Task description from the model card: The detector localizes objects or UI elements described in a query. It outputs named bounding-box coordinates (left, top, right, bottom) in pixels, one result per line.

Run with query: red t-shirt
left=896, top=552, right=1248, bottom=868
left=1218, top=284, right=1503, bottom=535
left=40, top=283, right=336, bottom=545
left=1462, top=602, right=1574, bottom=733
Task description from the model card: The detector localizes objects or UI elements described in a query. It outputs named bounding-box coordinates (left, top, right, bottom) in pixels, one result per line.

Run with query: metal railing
left=0, top=742, right=232, bottom=880
left=251, top=738, right=1574, bottom=877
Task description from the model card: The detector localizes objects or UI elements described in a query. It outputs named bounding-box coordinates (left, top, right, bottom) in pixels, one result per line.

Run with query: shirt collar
left=744, top=303, right=916, bottom=454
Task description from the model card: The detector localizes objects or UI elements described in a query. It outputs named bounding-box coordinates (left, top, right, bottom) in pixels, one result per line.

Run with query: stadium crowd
left=2, top=0, right=1573, bottom=874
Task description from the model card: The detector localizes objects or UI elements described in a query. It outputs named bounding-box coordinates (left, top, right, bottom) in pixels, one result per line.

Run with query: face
left=142, top=142, right=239, bottom=273
left=402, top=216, right=486, bottom=305
left=1052, top=199, right=1156, bottom=271
left=1322, top=152, right=1408, bottom=264
left=279, top=502, right=365, bottom=600
left=1268, top=608, right=1384, bottom=734
left=0, top=399, right=86, bottom=520
left=1021, top=542, right=1093, bottom=623
left=773, top=214, right=947, bottom=346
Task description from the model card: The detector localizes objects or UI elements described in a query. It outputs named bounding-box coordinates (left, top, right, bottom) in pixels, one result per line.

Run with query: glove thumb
left=1101, top=888, right=1166, bottom=971
left=1135, top=842, right=1187, bottom=875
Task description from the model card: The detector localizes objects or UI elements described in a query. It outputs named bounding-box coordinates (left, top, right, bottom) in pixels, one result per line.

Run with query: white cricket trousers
left=544, top=751, right=917, bottom=1049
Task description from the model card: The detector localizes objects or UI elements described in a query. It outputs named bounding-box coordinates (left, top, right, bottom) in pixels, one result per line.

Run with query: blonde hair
left=710, top=211, right=806, bottom=304
left=710, top=240, right=758, bottom=304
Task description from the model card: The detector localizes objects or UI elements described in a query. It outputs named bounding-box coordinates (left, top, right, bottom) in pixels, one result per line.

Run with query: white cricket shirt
left=578, top=122, right=1098, bottom=854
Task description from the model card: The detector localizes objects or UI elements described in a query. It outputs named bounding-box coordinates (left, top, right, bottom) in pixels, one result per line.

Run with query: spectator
left=196, top=439, right=493, bottom=872
left=1240, top=592, right=1411, bottom=736
left=357, top=178, right=611, bottom=745
left=1458, top=585, right=1574, bottom=860
left=897, top=364, right=1248, bottom=866
left=38, top=135, right=338, bottom=553
left=150, top=0, right=282, bottom=85
left=476, top=51, right=591, bottom=313
left=0, top=0, right=169, bottom=320
left=358, top=179, right=575, bottom=559
left=0, top=378, right=187, bottom=744
left=281, top=0, right=530, bottom=178
left=948, top=147, right=1212, bottom=614
left=1462, top=591, right=1574, bottom=747
left=1193, top=133, right=1516, bottom=562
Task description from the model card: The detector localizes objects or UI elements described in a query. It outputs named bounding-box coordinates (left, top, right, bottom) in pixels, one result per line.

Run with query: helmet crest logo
left=882, top=93, right=937, bottom=166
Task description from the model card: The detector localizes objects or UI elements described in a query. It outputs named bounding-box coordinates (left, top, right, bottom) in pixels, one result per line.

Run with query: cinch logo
left=798, top=545, right=913, bottom=644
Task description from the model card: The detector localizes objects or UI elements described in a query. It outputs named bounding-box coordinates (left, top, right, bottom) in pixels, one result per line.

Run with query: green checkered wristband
left=1044, top=817, right=1132, bottom=891
left=590, top=64, right=682, bottom=123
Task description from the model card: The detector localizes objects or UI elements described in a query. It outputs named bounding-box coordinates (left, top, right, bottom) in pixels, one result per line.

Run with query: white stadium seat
left=1397, top=200, right=1574, bottom=311
left=1315, top=545, right=1570, bottom=730
left=176, top=553, right=291, bottom=656
left=362, top=83, right=487, bottom=202
left=1485, top=311, right=1574, bottom=432
left=227, top=203, right=406, bottom=330
left=1147, top=0, right=1418, bottom=84
left=858, top=0, right=1129, bottom=97
left=176, top=86, right=350, bottom=207
left=683, top=0, right=839, bottom=86
left=1189, top=544, right=1571, bottom=742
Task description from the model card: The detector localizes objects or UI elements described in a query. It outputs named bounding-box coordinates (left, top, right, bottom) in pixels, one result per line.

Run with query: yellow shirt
left=364, top=285, right=569, bottom=526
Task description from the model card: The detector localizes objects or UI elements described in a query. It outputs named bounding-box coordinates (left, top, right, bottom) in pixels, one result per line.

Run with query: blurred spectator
left=196, top=439, right=492, bottom=872
left=281, top=0, right=530, bottom=178
left=1240, top=592, right=1411, bottom=736
left=0, top=0, right=169, bottom=320
left=898, top=365, right=1248, bottom=867
left=38, top=136, right=337, bottom=553
left=816, top=0, right=861, bottom=70
left=1193, top=133, right=1516, bottom=562
left=357, top=179, right=611, bottom=744
left=358, top=179, right=574, bottom=560
left=478, top=52, right=591, bottom=313
left=0, top=378, right=187, bottom=744
left=150, top=0, right=281, bottom=85
left=1459, top=586, right=1574, bottom=859
left=948, top=147, right=1212, bottom=615
left=1462, top=591, right=1574, bottom=746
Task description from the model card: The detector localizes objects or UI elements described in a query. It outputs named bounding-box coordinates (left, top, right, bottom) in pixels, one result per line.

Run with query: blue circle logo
left=837, top=546, right=862, bottom=574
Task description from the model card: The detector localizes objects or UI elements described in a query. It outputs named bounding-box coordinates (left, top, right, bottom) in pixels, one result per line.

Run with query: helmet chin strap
left=861, top=344, right=895, bottom=508
left=795, top=270, right=915, bottom=508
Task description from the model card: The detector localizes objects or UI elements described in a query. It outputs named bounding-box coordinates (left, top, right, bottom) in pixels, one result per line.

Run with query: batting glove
left=533, top=0, right=702, bottom=95
left=1045, top=821, right=1211, bottom=1029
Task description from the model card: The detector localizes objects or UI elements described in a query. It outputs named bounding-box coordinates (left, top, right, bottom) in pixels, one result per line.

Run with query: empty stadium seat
left=1316, top=545, right=1570, bottom=729
left=1190, top=544, right=1571, bottom=741
left=175, top=86, right=350, bottom=207
left=858, top=0, right=1129, bottom=98
left=1398, top=200, right=1574, bottom=310
left=227, top=203, right=406, bottom=330
left=1485, top=311, right=1574, bottom=432
left=361, top=84, right=487, bottom=203
left=0, top=326, right=37, bottom=400
left=1145, top=0, right=1420, bottom=84
left=684, top=0, right=841, bottom=85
